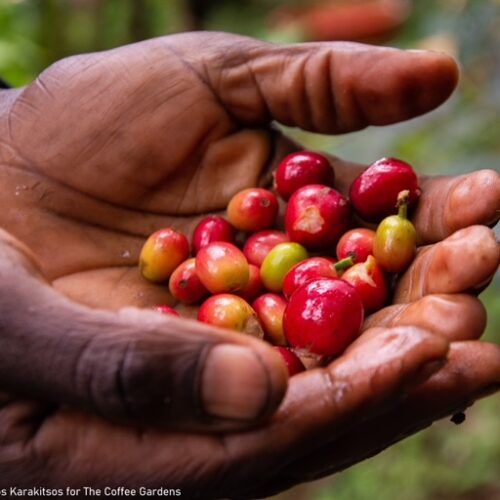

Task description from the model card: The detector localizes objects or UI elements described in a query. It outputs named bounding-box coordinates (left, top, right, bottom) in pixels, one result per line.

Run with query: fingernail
left=201, top=345, right=271, bottom=421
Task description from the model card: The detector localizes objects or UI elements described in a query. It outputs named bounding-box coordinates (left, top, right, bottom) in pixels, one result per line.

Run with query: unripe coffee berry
left=198, top=294, right=263, bottom=338
left=260, top=242, right=309, bottom=292
left=196, top=242, right=249, bottom=294
left=140, top=228, right=190, bottom=283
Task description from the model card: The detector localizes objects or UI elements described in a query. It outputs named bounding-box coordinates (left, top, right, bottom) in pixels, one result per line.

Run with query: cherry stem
left=397, top=190, right=410, bottom=219
left=334, top=256, right=354, bottom=273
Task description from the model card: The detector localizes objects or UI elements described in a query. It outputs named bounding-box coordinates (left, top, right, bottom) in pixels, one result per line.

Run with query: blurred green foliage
left=0, top=1, right=498, bottom=499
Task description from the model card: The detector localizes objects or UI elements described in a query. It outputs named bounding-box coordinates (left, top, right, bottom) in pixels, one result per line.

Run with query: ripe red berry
left=235, top=264, right=263, bottom=302
left=198, top=294, right=263, bottom=338
left=349, top=157, right=421, bottom=222
left=169, top=258, right=209, bottom=305
left=139, top=228, right=190, bottom=283
left=227, top=188, right=279, bottom=232
left=273, top=346, right=306, bottom=376
left=151, top=305, right=179, bottom=316
left=192, top=216, right=235, bottom=254
left=243, top=230, right=290, bottom=267
left=284, top=278, right=364, bottom=356
left=285, top=185, right=351, bottom=250
left=336, top=228, right=375, bottom=263
left=341, top=255, right=388, bottom=313
left=252, top=293, right=288, bottom=346
left=282, top=256, right=338, bottom=299
left=196, top=242, right=249, bottom=294
left=274, top=151, right=335, bottom=200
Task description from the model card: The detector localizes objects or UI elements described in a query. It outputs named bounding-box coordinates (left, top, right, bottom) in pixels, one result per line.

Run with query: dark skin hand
left=0, top=33, right=499, bottom=497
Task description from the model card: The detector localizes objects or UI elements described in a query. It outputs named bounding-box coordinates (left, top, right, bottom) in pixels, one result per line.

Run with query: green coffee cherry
left=373, top=190, right=417, bottom=273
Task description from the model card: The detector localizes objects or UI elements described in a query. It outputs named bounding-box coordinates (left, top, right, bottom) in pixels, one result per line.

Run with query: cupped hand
left=0, top=32, right=499, bottom=496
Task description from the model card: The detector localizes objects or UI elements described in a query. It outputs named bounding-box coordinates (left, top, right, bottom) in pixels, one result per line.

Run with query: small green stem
left=397, top=190, right=410, bottom=219
left=334, top=256, right=354, bottom=273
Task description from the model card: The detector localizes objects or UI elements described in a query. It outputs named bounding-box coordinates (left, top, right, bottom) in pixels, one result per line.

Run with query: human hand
left=0, top=32, right=499, bottom=496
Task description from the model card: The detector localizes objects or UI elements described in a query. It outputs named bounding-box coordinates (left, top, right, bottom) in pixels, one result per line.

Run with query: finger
left=364, top=293, right=486, bottom=341
left=414, top=170, right=500, bottom=243
left=256, top=341, right=500, bottom=494
left=14, top=326, right=447, bottom=495
left=222, top=327, right=448, bottom=473
left=0, top=229, right=288, bottom=431
left=171, top=33, right=458, bottom=133
left=394, top=225, right=499, bottom=303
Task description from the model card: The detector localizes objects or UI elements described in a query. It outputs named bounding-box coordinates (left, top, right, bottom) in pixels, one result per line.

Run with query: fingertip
left=446, top=169, right=500, bottom=231
left=406, top=49, right=460, bottom=109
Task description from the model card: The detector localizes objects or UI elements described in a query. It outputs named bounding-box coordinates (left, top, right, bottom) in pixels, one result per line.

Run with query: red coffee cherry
left=273, top=346, right=306, bottom=376
left=151, top=305, right=179, bottom=316
left=274, top=151, right=335, bottom=200
left=169, top=258, right=209, bottom=305
left=252, top=293, right=288, bottom=346
left=284, top=278, right=364, bottom=357
left=336, top=228, right=375, bottom=263
left=243, top=230, right=290, bottom=267
left=341, top=255, right=388, bottom=313
left=349, top=157, right=421, bottom=222
left=285, top=184, right=351, bottom=250
left=192, top=216, right=235, bottom=254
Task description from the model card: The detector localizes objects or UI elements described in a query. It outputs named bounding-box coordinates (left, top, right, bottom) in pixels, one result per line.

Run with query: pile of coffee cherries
left=139, top=153, right=420, bottom=375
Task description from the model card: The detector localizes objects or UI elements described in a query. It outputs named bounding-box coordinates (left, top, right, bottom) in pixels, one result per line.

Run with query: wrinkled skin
left=0, top=33, right=499, bottom=498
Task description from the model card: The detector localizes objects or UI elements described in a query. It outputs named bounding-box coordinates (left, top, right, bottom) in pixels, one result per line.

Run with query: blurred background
left=0, top=0, right=498, bottom=498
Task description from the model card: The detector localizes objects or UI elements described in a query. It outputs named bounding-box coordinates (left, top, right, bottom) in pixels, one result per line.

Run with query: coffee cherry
left=285, top=184, right=351, bottom=250
left=284, top=278, right=364, bottom=356
left=349, top=157, right=421, bottom=222
left=373, top=190, right=417, bottom=273
left=243, top=230, right=290, bottom=267
left=139, top=228, right=190, bottom=283
left=196, top=242, right=249, bottom=293
left=192, top=216, right=235, bottom=254
left=227, top=188, right=279, bottom=232
left=282, top=256, right=341, bottom=299
left=260, top=242, right=309, bottom=292
left=274, top=151, right=335, bottom=200
left=252, top=293, right=288, bottom=346
left=151, top=305, right=179, bottom=316
left=273, top=346, right=306, bottom=376
left=198, top=294, right=263, bottom=338
left=336, top=228, right=375, bottom=263
left=169, top=258, right=209, bottom=305
left=235, top=264, right=263, bottom=302
left=341, top=255, right=388, bottom=313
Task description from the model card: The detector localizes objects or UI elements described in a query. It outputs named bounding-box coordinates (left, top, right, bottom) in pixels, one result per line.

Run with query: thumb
left=169, top=32, right=459, bottom=133
left=0, top=230, right=288, bottom=431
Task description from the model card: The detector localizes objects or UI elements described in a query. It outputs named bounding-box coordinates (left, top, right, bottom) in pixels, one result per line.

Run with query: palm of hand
left=0, top=33, right=499, bottom=497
